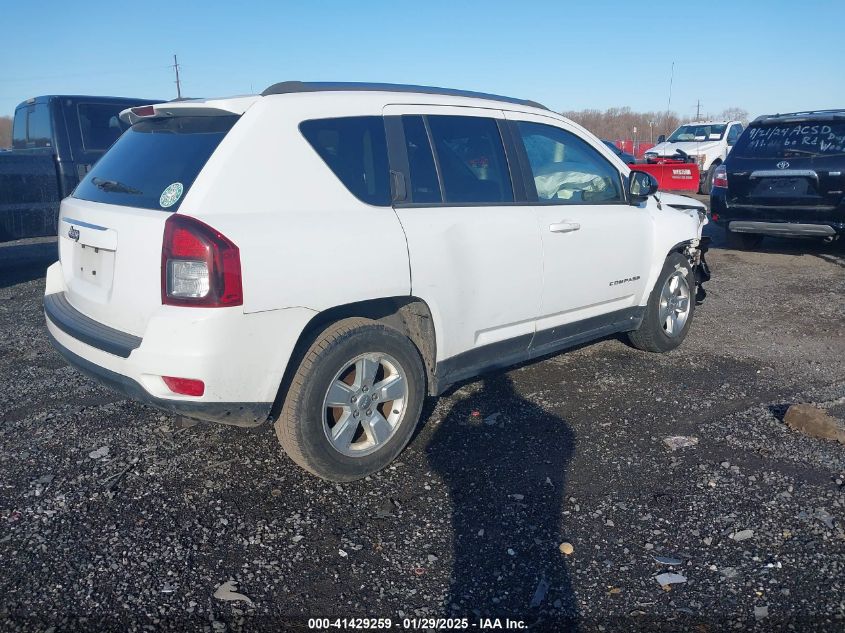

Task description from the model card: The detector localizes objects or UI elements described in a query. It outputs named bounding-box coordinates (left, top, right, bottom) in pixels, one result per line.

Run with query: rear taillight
left=161, top=215, right=242, bottom=307
left=713, top=164, right=728, bottom=189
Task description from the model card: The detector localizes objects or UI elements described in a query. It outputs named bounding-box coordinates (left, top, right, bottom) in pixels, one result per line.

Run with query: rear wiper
left=91, top=177, right=141, bottom=194
left=783, top=149, right=820, bottom=156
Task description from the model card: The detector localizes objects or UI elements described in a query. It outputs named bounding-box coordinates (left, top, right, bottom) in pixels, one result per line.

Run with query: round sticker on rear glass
left=159, top=182, right=184, bottom=208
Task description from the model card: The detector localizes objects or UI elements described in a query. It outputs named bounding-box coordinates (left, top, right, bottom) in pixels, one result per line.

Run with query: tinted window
left=73, top=115, right=238, bottom=211
left=727, top=124, right=742, bottom=144
left=516, top=122, right=622, bottom=203
left=667, top=124, right=728, bottom=142
left=731, top=121, right=845, bottom=158
left=401, top=116, right=441, bottom=203
left=78, top=103, right=129, bottom=151
left=300, top=116, right=390, bottom=206
left=427, top=115, right=513, bottom=204
left=27, top=103, right=52, bottom=148
left=12, top=108, right=26, bottom=148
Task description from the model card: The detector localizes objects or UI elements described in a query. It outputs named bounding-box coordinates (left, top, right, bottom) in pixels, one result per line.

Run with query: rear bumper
left=46, top=328, right=272, bottom=426
left=728, top=221, right=837, bottom=238
left=43, top=263, right=317, bottom=427
left=710, top=189, right=845, bottom=237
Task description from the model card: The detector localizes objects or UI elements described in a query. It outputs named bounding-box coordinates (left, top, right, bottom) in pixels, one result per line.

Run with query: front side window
left=78, top=103, right=129, bottom=152
left=727, top=124, right=743, bottom=144
left=516, top=121, right=623, bottom=204
left=300, top=116, right=390, bottom=206
left=426, top=115, right=513, bottom=204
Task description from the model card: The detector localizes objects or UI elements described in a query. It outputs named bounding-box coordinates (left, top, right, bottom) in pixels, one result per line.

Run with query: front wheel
left=275, top=318, right=426, bottom=481
left=627, top=253, right=696, bottom=353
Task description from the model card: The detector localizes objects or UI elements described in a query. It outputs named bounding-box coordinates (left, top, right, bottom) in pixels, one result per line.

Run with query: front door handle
left=549, top=221, right=581, bottom=234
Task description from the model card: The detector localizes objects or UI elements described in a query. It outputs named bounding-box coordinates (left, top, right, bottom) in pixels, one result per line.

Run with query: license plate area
left=65, top=239, right=116, bottom=299
left=752, top=177, right=813, bottom=198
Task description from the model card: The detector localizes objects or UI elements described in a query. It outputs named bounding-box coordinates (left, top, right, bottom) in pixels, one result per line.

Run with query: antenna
left=665, top=61, right=674, bottom=134
left=172, top=54, right=182, bottom=99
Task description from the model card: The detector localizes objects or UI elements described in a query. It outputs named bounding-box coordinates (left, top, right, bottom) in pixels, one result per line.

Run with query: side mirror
left=629, top=170, right=659, bottom=204
left=657, top=134, right=666, bottom=144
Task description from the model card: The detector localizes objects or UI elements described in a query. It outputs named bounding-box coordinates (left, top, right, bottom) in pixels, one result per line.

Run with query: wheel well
left=268, top=297, right=438, bottom=420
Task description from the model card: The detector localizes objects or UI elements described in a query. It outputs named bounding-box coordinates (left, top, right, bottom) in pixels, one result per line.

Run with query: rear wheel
left=627, top=253, right=695, bottom=353
left=726, top=228, right=763, bottom=250
left=275, top=318, right=426, bottom=481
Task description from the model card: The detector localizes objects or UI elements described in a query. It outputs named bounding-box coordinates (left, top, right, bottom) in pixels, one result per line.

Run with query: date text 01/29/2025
left=307, top=617, right=528, bottom=630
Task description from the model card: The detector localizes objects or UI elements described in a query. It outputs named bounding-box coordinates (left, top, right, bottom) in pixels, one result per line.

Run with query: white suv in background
left=44, top=82, right=709, bottom=481
left=644, top=120, right=744, bottom=193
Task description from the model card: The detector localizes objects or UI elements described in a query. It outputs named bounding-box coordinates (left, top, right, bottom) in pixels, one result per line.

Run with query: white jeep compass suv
left=44, top=82, right=709, bottom=481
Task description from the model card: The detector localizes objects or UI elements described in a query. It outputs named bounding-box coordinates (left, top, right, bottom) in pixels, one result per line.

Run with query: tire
left=275, top=317, right=426, bottom=481
left=627, top=253, right=696, bottom=353
left=700, top=162, right=717, bottom=195
left=726, top=228, right=763, bottom=250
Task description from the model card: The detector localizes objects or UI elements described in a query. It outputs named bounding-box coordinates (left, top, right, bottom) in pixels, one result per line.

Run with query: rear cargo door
left=57, top=113, right=239, bottom=336
left=728, top=121, right=845, bottom=222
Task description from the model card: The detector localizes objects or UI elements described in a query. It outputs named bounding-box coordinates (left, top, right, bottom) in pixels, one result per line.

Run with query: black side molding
left=44, top=292, right=142, bottom=358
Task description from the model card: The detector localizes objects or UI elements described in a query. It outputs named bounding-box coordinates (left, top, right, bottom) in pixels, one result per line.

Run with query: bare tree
left=0, top=116, right=11, bottom=148
left=719, top=107, right=750, bottom=124
left=561, top=107, right=689, bottom=143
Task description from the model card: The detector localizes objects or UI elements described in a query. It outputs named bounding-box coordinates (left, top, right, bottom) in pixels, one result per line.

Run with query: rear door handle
left=549, top=221, right=581, bottom=233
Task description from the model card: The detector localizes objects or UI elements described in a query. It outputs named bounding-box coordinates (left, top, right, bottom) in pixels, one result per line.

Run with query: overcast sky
left=1, top=0, right=843, bottom=118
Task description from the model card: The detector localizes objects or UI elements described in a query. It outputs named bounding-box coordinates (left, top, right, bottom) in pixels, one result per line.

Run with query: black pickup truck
left=0, top=95, right=160, bottom=242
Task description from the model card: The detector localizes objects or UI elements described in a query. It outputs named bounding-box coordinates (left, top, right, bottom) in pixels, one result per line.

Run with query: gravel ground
left=1, top=220, right=844, bottom=632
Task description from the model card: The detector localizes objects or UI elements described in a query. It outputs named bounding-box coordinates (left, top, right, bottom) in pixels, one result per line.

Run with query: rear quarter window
left=299, top=116, right=391, bottom=206
left=73, top=115, right=238, bottom=211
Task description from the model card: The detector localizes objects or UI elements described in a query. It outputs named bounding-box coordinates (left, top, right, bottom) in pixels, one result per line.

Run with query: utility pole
left=695, top=99, right=702, bottom=120
left=172, top=54, right=182, bottom=99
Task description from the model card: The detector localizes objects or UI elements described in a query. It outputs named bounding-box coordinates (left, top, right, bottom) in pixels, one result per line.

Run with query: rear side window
left=77, top=103, right=129, bottom=152
left=427, top=115, right=513, bottom=204
left=12, top=109, right=26, bottom=148
left=73, top=115, right=238, bottom=211
left=401, top=116, right=441, bottom=203
left=27, top=103, right=52, bottom=148
left=732, top=121, right=845, bottom=158
left=300, top=116, right=390, bottom=206
left=516, top=121, right=622, bottom=204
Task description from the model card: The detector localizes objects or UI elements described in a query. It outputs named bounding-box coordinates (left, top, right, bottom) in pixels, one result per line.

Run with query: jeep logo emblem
left=67, top=226, right=80, bottom=242
left=776, top=161, right=789, bottom=170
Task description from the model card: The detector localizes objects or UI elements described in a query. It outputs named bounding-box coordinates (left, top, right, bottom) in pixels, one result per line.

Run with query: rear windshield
left=731, top=121, right=845, bottom=158
left=73, top=115, right=238, bottom=211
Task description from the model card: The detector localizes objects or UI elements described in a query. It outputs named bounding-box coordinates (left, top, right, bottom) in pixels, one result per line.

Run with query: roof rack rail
left=752, top=109, right=845, bottom=123
left=260, top=81, right=548, bottom=110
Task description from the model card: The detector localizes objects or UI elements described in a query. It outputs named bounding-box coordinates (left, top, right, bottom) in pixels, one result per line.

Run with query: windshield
left=667, top=124, right=727, bottom=143
left=731, top=121, right=845, bottom=158
left=73, top=115, right=238, bottom=211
